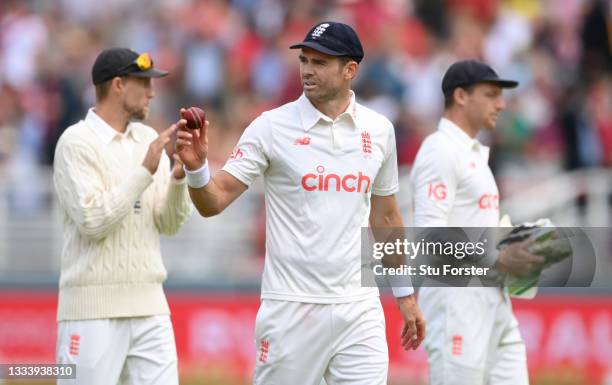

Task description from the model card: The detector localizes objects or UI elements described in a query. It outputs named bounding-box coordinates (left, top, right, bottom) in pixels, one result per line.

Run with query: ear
left=344, top=61, right=358, bottom=81
left=110, top=77, right=125, bottom=95
left=453, top=87, right=468, bottom=107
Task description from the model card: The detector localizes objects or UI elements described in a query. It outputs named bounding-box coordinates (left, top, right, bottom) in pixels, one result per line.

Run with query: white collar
left=438, top=118, right=489, bottom=160
left=86, top=108, right=141, bottom=144
left=297, top=91, right=357, bottom=132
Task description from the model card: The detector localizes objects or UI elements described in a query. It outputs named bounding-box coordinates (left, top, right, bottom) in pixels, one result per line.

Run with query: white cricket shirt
left=222, top=92, right=399, bottom=303
left=410, top=118, right=500, bottom=228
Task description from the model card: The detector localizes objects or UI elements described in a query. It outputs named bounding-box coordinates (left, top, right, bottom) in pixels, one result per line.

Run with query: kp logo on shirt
left=301, top=165, right=371, bottom=193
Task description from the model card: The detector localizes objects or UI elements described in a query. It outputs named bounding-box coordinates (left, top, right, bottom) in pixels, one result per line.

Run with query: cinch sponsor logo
left=479, top=193, right=499, bottom=210
left=301, top=165, right=371, bottom=193
left=229, top=147, right=244, bottom=160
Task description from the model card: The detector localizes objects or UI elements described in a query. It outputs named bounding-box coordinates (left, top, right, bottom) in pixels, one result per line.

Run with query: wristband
left=391, top=286, right=414, bottom=298
left=184, top=160, right=210, bottom=188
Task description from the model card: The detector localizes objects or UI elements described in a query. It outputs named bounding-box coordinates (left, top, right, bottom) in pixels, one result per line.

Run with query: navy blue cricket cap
left=92, top=48, right=168, bottom=85
left=441, top=59, right=518, bottom=95
left=290, top=21, right=364, bottom=63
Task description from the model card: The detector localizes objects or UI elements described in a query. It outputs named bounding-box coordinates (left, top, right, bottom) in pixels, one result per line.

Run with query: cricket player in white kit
left=53, top=48, right=191, bottom=385
left=410, top=60, right=545, bottom=385
left=176, top=22, right=425, bottom=385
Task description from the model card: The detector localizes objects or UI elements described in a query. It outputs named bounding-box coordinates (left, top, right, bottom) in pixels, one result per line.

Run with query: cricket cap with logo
left=91, top=48, right=168, bottom=85
left=290, top=21, right=364, bottom=63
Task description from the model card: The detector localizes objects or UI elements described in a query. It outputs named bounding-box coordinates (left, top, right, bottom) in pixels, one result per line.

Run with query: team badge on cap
left=311, top=23, right=330, bottom=39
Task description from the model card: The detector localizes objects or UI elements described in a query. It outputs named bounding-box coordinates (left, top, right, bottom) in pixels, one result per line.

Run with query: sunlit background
left=0, top=0, right=610, bottom=384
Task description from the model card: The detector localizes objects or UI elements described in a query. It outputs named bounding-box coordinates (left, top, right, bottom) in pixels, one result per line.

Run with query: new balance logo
left=311, top=23, right=330, bottom=39
left=294, top=136, right=311, bottom=145
left=301, top=165, right=371, bottom=193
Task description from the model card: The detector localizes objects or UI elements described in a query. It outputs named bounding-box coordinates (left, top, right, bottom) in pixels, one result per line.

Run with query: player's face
left=299, top=48, right=351, bottom=103
left=465, top=83, right=506, bottom=130
left=120, top=77, right=154, bottom=120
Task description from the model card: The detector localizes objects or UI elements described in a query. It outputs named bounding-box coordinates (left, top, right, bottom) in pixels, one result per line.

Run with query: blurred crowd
left=0, top=0, right=610, bottom=200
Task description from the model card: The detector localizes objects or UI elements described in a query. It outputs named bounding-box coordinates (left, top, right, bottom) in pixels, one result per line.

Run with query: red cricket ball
left=181, top=107, right=206, bottom=130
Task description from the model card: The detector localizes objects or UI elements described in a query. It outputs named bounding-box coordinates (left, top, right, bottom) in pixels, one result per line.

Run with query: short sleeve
left=372, top=123, right=399, bottom=196
left=221, top=115, right=271, bottom=186
left=410, top=137, right=458, bottom=227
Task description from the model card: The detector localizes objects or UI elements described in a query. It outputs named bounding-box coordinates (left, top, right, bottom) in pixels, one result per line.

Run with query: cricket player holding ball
left=176, top=21, right=425, bottom=385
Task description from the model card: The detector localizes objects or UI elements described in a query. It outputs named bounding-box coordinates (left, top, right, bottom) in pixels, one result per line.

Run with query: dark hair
left=444, top=84, right=476, bottom=109
left=339, top=56, right=357, bottom=65
left=95, top=79, right=113, bottom=102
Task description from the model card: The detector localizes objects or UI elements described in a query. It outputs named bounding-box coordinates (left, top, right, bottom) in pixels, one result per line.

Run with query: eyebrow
left=298, top=54, right=327, bottom=64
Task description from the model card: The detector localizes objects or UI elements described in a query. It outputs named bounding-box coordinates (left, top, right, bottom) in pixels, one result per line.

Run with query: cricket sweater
left=53, top=108, right=192, bottom=321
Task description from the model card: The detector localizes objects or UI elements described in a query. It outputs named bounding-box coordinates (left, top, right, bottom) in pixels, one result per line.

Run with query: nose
left=301, top=62, right=314, bottom=78
left=496, top=96, right=506, bottom=111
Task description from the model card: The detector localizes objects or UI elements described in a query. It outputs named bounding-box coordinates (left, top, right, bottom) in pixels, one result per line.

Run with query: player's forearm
left=188, top=177, right=230, bottom=217
left=369, top=205, right=408, bottom=270
left=370, top=209, right=404, bottom=228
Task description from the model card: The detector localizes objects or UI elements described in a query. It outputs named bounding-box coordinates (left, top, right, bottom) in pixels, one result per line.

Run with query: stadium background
left=0, top=0, right=610, bottom=384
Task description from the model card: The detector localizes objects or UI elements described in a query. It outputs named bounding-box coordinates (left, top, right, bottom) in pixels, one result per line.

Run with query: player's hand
left=397, top=294, right=426, bottom=351
left=175, top=108, right=209, bottom=171
left=495, top=239, right=545, bottom=277
left=142, top=123, right=178, bottom=175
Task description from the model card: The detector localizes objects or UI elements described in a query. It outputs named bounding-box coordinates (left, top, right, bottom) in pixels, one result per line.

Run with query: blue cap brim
left=482, top=78, right=519, bottom=88
left=289, top=41, right=347, bottom=57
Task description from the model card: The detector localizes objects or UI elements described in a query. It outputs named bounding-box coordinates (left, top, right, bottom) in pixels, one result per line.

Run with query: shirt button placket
left=331, top=121, right=343, bottom=151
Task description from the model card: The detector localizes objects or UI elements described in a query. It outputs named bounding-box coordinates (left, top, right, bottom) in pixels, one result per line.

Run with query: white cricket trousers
left=419, top=287, right=529, bottom=385
left=253, top=297, right=388, bottom=385
left=56, top=315, right=178, bottom=385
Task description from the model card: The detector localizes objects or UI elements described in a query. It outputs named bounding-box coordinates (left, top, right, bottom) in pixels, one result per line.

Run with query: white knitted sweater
left=53, top=109, right=191, bottom=321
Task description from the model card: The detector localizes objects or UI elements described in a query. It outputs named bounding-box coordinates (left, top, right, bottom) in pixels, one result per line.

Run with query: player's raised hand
left=175, top=107, right=209, bottom=171
left=397, top=294, right=426, bottom=351
left=142, top=123, right=178, bottom=175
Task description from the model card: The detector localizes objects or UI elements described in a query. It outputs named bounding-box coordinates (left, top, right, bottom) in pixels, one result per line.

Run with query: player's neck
left=443, top=111, right=479, bottom=138
left=309, top=90, right=351, bottom=121
left=94, top=102, right=130, bottom=134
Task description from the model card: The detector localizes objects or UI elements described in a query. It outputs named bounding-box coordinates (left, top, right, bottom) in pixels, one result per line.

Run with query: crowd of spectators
left=0, top=0, right=610, bottom=204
